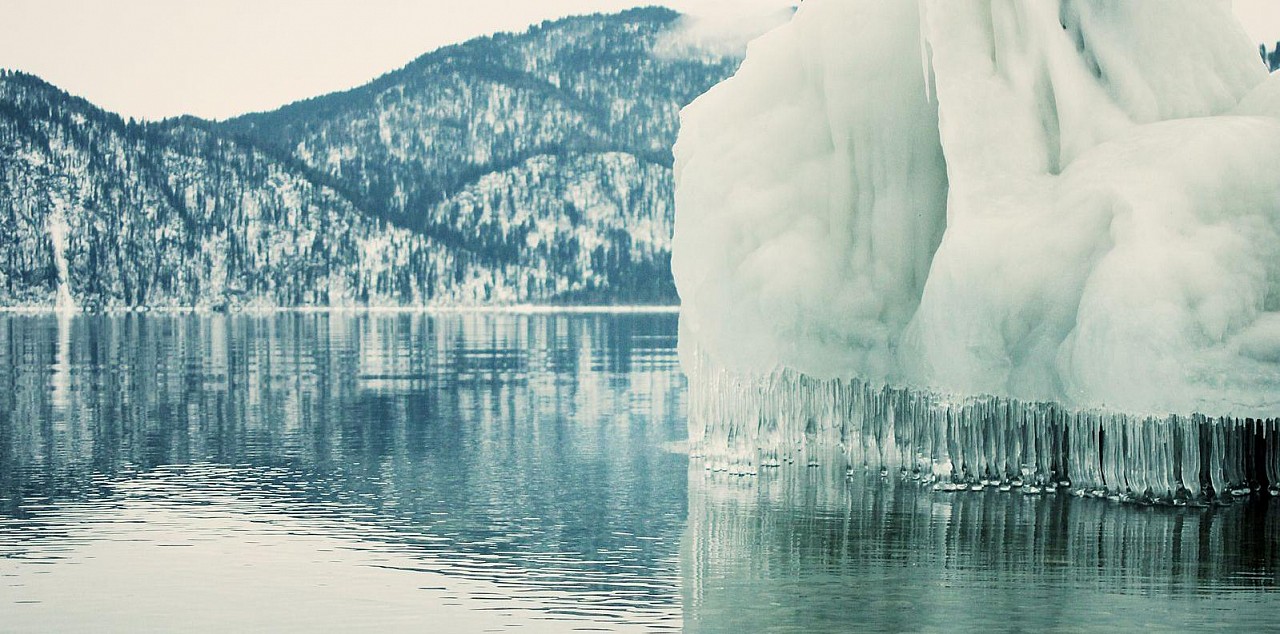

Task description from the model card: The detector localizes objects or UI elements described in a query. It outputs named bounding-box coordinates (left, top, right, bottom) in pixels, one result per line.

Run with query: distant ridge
left=0, top=8, right=768, bottom=309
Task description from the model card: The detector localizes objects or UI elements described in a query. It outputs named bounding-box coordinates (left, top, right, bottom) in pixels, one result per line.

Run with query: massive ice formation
left=673, top=0, right=1280, bottom=495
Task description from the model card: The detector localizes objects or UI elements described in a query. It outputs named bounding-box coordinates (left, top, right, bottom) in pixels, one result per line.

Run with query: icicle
left=686, top=347, right=1279, bottom=504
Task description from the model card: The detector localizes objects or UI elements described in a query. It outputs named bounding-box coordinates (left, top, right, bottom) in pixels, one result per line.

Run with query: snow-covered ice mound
left=673, top=0, right=1280, bottom=498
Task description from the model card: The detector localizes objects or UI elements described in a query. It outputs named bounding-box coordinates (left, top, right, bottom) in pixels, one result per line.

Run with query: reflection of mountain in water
left=683, top=465, right=1280, bottom=632
left=0, top=312, right=686, bottom=628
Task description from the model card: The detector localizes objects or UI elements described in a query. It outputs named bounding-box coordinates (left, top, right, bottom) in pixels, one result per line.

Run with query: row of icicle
left=685, top=350, right=1280, bottom=503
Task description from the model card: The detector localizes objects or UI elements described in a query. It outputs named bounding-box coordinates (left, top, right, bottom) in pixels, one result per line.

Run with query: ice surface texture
left=673, top=0, right=1280, bottom=420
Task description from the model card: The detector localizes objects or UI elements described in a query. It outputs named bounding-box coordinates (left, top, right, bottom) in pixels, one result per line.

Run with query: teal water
left=0, top=313, right=1277, bottom=632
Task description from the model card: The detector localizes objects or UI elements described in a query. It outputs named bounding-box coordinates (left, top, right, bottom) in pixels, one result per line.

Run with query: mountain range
left=0, top=7, right=762, bottom=309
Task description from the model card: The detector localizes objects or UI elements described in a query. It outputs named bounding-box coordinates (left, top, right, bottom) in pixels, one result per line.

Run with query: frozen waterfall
left=46, top=199, right=76, bottom=313
left=673, top=0, right=1280, bottom=501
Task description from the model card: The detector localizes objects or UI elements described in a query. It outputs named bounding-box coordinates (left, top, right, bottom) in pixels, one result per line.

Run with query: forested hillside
left=0, top=8, right=770, bottom=308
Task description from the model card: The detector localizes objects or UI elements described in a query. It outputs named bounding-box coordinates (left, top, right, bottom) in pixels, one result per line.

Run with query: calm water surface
left=0, top=313, right=1277, bottom=632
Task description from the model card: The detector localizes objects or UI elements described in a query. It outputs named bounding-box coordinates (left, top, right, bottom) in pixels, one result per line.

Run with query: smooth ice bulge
left=907, top=1, right=1280, bottom=418
left=673, top=0, right=1280, bottom=492
left=674, top=0, right=948, bottom=382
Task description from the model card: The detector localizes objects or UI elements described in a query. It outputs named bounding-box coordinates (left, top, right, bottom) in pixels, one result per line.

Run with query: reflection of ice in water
left=683, top=464, right=1280, bottom=633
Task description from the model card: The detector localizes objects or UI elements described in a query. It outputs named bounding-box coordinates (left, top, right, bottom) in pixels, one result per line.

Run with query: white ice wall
left=673, top=0, right=948, bottom=380
left=675, top=0, right=1280, bottom=419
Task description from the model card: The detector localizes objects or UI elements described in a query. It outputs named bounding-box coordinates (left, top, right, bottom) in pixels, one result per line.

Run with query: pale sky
left=0, top=0, right=792, bottom=121
left=1, top=0, right=1277, bottom=122
left=1238, top=0, right=1280, bottom=44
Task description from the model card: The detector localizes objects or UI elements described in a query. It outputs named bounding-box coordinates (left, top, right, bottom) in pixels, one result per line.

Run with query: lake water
left=1, top=312, right=1277, bottom=633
